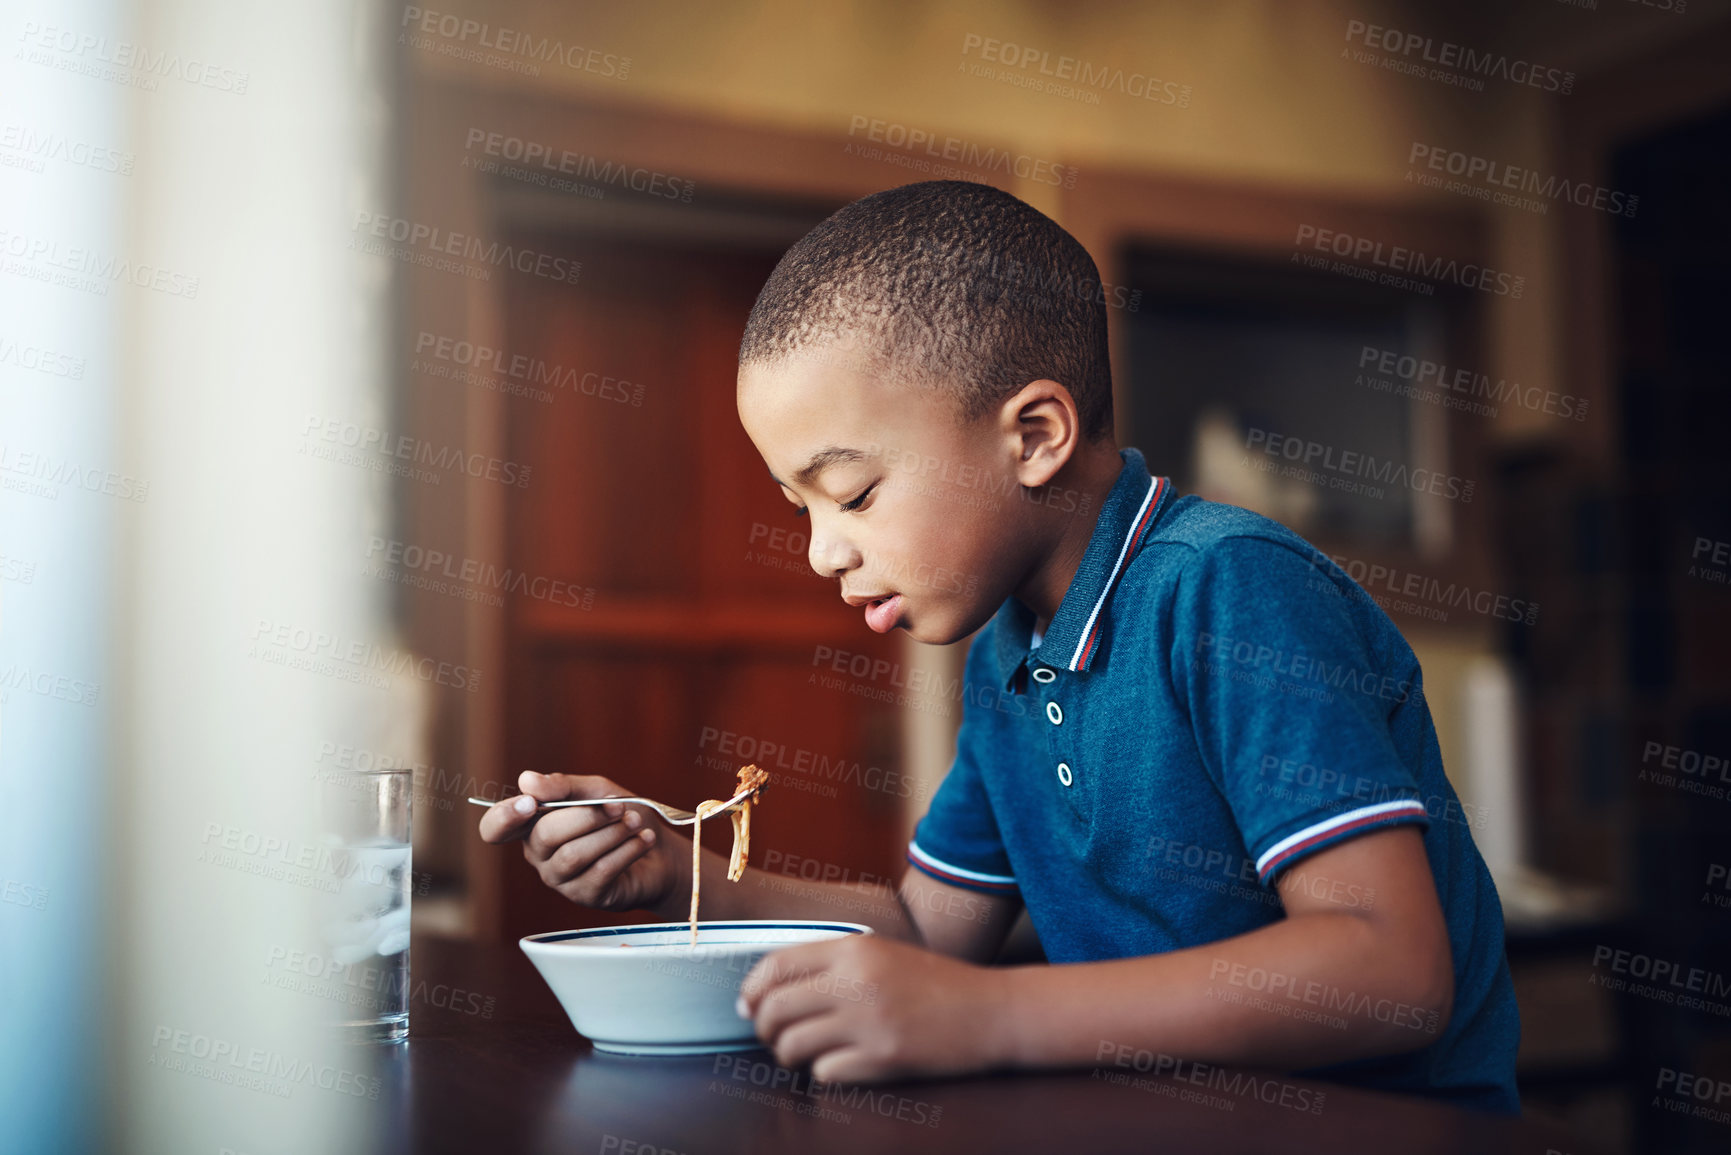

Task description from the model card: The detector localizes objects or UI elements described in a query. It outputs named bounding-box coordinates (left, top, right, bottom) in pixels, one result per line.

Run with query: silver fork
left=465, top=787, right=758, bottom=826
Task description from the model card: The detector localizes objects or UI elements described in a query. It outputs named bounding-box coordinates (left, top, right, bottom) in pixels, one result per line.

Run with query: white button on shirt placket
left=1036, top=679, right=1071, bottom=787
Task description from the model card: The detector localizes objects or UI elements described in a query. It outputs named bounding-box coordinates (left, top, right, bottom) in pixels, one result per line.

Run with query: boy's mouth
left=857, top=593, right=903, bottom=634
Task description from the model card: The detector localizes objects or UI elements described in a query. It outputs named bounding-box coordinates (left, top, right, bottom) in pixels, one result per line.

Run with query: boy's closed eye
left=781, top=481, right=879, bottom=518
left=837, top=482, right=877, bottom=513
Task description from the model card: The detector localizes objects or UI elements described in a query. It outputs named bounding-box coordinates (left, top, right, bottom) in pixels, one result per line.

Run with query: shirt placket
left=1029, top=662, right=1080, bottom=811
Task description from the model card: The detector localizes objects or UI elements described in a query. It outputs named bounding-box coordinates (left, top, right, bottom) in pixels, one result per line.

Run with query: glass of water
left=319, top=768, right=412, bottom=1043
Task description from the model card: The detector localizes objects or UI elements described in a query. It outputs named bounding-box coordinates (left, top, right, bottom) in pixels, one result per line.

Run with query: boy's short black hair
left=739, top=180, right=1115, bottom=441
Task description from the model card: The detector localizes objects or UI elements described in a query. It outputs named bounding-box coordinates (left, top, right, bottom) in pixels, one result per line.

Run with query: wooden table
left=373, top=936, right=1599, bottom=1155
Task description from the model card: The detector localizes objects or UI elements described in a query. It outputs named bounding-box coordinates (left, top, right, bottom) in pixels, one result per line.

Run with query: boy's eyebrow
left=774, top=446, right=869, bottom=490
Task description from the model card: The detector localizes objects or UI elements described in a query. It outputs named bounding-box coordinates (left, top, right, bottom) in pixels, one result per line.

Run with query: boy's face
left=738, top=346, right=1036, bottom=645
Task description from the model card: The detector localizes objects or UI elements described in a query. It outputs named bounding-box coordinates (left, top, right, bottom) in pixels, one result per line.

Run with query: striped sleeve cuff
left=906, top=841, right=1019, bottom=894
left=1254, top=800, right=1430, bottom=885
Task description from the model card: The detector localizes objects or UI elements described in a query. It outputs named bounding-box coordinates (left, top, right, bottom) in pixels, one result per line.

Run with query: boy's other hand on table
left=738, top=935, right=1011, bottom=1083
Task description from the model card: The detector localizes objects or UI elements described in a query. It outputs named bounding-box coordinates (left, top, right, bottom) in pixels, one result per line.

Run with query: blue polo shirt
left=908, top=448, right=1520, bottom=1113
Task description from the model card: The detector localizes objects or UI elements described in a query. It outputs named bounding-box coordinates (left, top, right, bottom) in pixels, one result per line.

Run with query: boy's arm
left=896, top=867, right=1023, bottom=962
left=993, top=825, right=1451, bottom=1070
left=739, top=826, right=1452, bottom=1082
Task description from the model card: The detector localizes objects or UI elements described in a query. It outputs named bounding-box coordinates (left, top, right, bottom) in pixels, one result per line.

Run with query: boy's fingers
left=542, top=813, right=644, bottom=883
left=519, top=770, right=628, bottom=805
left=767, top=1010, right=856, bottom=1070
left=516, top=773, right=628, bottom=825
left=519, top=772, right=574, bottom=800
left=524, top=805, right=626, bottom=861
left=568, top=826, right=656, bottom=900
left=753, top=982, right=838, bottom=1046
left=809, top=1045, right=879, bottom=1085
left=476, top=794, right=539, bottom=844
left=518, top=770, right=569, bottom=801
left=739, top=939, right=839, bottom=1013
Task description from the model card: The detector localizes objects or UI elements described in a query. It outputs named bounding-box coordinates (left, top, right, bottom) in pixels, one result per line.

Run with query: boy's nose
left=808, top=530, right=859, bottom=579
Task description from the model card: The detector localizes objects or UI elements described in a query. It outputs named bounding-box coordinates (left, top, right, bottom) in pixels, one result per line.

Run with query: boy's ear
left=998, top=379, right=1081, bottom=489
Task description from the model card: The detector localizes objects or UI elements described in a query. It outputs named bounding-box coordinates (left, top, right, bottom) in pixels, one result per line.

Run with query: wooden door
left=497, top=231, right=907, bottom=939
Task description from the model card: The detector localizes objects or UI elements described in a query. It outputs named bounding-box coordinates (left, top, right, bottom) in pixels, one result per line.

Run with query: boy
left=478, top=180, right=1520, bottom=1113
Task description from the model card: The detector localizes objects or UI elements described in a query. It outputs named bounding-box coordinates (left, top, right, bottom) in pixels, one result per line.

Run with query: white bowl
left=520, top=920, right=872, bottom=1055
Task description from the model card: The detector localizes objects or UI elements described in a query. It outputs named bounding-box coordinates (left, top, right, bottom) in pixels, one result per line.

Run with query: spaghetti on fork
left=688, top=764, right=770, bottom=947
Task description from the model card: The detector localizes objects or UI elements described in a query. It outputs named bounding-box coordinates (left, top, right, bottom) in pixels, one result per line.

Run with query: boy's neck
left=1014, top=442, right=1126, bottom=634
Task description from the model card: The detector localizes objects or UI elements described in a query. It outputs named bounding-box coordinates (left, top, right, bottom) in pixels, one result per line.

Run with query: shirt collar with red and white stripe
left=993, top=448, right=1172, bottom=688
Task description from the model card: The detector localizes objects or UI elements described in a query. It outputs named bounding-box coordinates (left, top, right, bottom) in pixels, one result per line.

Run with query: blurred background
left=4, top=1, right=1729, bottom=1152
